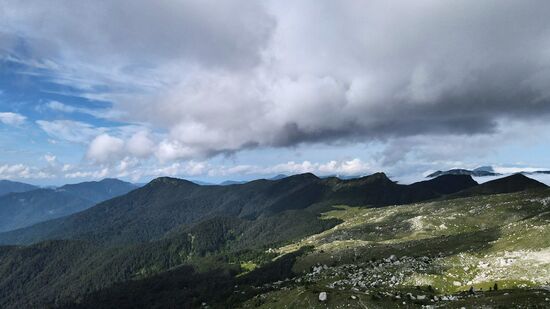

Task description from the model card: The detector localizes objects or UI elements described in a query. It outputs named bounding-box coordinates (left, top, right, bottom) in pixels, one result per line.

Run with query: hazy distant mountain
left=0, top=180, right=38, bottom=196
left=428, top=166, right=550, bottom=178
left=55, top=178, right=138, bottom=203
left=0, top=179, right=136, bottom=232
left=219, top=180, right=247, bottom=185
left=269, top=174, right=288, bottom=180
left=427, top=166, right=501, bottom=178
left=523, top=170, right=550, bottom=175
left=219, top=174, right=288, bottom=185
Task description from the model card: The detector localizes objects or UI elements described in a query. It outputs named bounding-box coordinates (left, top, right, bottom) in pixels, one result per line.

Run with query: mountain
left=269, top=174, right=288, bottom=180
left=0, top=179, right=137, bottom=232
left=55, top=178, right=138, bottom=203
left=427, top=167, right=501, bottom=178
left=0, top=173, right=548, bottom=308
left=219, top=174, right=287, bottom=185
left=0, top=173, right=477, bottom=246
left=446, top=173, right=548, bottom=199
left=428, top=166, right=550, bottom=178
left=219, top=180, right=247, bottom=185
left=0, top=176, right=548, bottom=308
left=0, top=180, right=38, bottom=196
left=524, top=170, right=550, bottom=175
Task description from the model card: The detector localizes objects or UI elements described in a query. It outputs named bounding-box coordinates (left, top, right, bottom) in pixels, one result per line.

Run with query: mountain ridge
left=0, top=172, right=478, bottom=246
left=0, top=180, right=38, bottom=196
left=0, top=178, right=137, bottom=232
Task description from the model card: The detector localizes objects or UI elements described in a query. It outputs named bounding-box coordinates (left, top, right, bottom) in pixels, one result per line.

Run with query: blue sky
left=1, top=1, right=550, bottom=185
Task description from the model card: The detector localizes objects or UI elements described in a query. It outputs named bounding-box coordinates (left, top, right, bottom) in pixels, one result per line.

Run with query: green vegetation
left=0, top=173, right=477, bottom=246
left=0, top=173, right=549, bottom=308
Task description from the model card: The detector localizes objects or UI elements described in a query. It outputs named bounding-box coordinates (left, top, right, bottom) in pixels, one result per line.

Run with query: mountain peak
left=357, top=172, right=392, bottom=183
left=149, top=177, right=199, bottom=187
left=427, top=168, right=500, bottom=178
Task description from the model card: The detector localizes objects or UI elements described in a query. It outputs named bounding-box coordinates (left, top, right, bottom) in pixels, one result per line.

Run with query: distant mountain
left=427, top=167, right=501, bottom=178
left=0, top=179, right=137, bottom=232
left=55, top=178, right=138, bottom=203
left=428, top=166, right=550, bottom=178
left=269, top=174, right=288, bottom=180
left=0, top=180, right=38, bottom=196
left=219, top=180, right=247, bottom=185
left=523, top=170, right=550, bottom=175
left=219, top=174, right=287, bottom=185
left=446, top=173, right=548, bottom=199
left=0, top=173, right=477, bottom=246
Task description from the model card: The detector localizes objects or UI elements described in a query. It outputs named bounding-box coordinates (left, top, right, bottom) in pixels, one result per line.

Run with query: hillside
left=17, top=183, right=550, bottom=308
left=0, top=174, right=548, bottom=308
left=446, top=173, right=547, bottom=199
left=236, top=188, right=550, bottom=308
left=0, top=173, right=477, bottom=246
left=0, top=179, right=137, bottom=232
left=0, top=180, right=38, bottom=196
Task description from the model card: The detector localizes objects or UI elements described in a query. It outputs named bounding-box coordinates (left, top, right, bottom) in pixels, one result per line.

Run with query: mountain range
left=0, top=179, right=38, bottom=196
left=0, top=178, right=137, bottom=232
left=0, top=173, right=480, bottom=246
left=427, top=165, right=550, bottom=178
left=0, top=172, right=548, bottom=308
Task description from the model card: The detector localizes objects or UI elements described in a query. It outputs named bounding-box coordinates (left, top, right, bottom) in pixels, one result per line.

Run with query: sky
left=1, top=0, right=550, bottom=185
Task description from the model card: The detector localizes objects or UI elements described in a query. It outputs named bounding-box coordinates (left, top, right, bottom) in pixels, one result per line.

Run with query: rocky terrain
left=240, top=189, right=550, bottom=308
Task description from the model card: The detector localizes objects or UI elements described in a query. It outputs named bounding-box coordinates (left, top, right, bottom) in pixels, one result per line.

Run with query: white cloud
left=44, top=154, right=57, bottom=164
left=86, top=130, right=158, bottom=163
left=45, top=100, right=120, bottom=119
left=36, top=120, right=106, bottom=143
left=86, top=134, right=125, bottom=163
left=2, top=0, right=550, bottom=176
left=0, top=164, right=31, bottom=179
left=126, top=130, right=155, bottom=158
left=46, top=101, right=78, bottom=113
left=2, top=0, right=549, bottom=166
left=0, top=112, right=26, bottom=126
left=0, top=163, right=57, bottom=180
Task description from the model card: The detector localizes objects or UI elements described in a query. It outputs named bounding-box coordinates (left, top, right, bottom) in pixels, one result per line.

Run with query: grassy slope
left=242, top=188, right=550, bottom=307
left=0, top=175, right=547, bottom=308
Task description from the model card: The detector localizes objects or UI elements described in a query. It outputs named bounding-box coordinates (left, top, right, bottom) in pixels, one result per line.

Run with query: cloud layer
left=2, top=0, right=550, bottom=169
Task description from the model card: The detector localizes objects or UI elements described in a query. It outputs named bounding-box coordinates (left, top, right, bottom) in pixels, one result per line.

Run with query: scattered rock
left=319, top=292, right=327, bottom=302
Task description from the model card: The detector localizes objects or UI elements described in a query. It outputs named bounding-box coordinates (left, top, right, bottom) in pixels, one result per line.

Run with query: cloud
left=86, top=134, right=125, bottom=163
left=0, top=164, right=31, bottom=179
left=0, top=112, right=26, bottom=126
left=86, top=130, right=156, bottom=163
left=0, top=162, right=57, bottom=180
left=36, top=120, right=106, bottom=143
left=45, top=100, right=121, bottom=119
left=2, top=0, right=550, bottom=165
left=126, top=130, right=155, bottom=158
